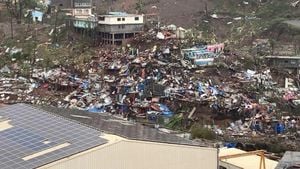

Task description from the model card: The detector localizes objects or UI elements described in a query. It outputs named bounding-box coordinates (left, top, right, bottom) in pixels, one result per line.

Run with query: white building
left=72, top=0, right=92, bottom=18
left=98, top=12, right=144, bottom=25
left=97, top=12, right=144, bottom=45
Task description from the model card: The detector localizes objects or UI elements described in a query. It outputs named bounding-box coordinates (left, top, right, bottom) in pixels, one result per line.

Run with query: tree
left=135, top=0, right=144, bottom=14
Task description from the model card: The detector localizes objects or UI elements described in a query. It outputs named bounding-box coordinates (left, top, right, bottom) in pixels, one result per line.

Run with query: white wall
left=73, top=8, right=92, bottom=16
left=98, top=15, right=144, bottom=25
left=40, top=140, right=218, bottom=169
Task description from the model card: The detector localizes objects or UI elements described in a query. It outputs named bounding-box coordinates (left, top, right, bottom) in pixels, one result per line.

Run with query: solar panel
left=0, top=104, right=107, bottom=169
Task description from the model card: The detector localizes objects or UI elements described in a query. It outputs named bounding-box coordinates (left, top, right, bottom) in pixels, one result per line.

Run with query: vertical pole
left=10, top=8, right=13, bottom=39
left=14, top=0, right=17, bottom=16
left=19, top=0, right=22, bottom=24
left=53, top=7, right=58, bottom=43
left=259, top=155, right=263, bottom=169
left=217, top=145, right=220, bottom=169
left=31, top=28, right=37, bottom=78
left=262, top=153, right=266, bottom=169
left=6, top=0, right=14, bottom=39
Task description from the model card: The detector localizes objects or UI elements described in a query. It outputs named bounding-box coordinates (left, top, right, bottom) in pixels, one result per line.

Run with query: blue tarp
left=209, top=86, right=219, bottom=96
left=224, top=142, right=237, bottom=148
left=137, top=82, right=145, bottom=91
left=87, top=106, right=105, bottom=113
left=197, top=82, right=204, bottom=94
left=159, top=104, right=174, bottom=117
left=275, top=123, right=285, bottom=134
left=81, top=80, right=89, bottom=90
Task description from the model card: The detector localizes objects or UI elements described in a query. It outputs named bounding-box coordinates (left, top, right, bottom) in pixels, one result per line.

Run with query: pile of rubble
left=0, top=26, right=299, bottom=144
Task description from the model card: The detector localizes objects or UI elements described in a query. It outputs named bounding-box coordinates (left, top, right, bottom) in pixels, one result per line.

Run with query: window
left=98, top=16, right=105, bottom=21
left=122, top=18, right=125, bottom=21
left=135, top=17, right=139, bottom=21
left=117, top=18, right=121, bottom=21
left=118, top=25, right=125, bottom=29
left=76, top=9, right=82, bottom=14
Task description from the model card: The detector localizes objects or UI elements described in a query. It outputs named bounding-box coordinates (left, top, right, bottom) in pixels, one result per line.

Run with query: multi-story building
left=70, top=0, right=97, bottom=30
left=72, top=0, right=92, bottom=18
left=97, top=12, right=144, bottom=45
left=68, top=0, right=145, bottom=45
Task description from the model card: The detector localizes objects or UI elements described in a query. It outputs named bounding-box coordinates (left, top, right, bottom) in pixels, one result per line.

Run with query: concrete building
left=97, top=12, right=144, bottom=45
left=67, top=1, right=144, bottom=45
left=0, top=104, right=218, bottom=169
left=72, top=0, right=92, bottom=18
left=70, top=0, right=97, bottom=31
left=265, top=56, right=300, bottom=70
left=275, top=151, right=300, bottom=169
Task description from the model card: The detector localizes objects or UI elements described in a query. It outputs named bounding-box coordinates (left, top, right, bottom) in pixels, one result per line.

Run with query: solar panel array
left=38, top=105, right=203, bottom=146
left=0, top=104, right=107, bottom=169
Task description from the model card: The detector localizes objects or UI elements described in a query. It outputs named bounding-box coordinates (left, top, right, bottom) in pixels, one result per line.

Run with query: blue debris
left=159, top=104, right=174, bottom=117
left=87, top=106, right=105, bottom=113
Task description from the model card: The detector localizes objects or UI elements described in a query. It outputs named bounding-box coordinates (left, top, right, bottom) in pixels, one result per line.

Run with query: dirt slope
left=96, top=0, right=214, bottom=27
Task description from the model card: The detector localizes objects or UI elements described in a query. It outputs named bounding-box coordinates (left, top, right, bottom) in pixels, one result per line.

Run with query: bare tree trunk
left=18, top=0, right=22, bottom=24
left=6, top=0, right=14, bottom=39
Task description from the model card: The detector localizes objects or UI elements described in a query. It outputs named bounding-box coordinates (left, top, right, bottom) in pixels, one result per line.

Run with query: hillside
left=97, top=0, right=300, bottom=43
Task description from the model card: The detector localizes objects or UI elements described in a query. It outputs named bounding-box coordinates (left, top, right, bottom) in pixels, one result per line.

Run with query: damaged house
left=265, top=55, right=300, bottom=73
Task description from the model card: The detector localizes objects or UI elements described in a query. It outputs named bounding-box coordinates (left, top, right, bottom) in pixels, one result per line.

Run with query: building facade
left=265, top=56, right=300, bottom=70
left=97, top=12, right=144, bottom=45
left=72, top=0, right=92, bottom=17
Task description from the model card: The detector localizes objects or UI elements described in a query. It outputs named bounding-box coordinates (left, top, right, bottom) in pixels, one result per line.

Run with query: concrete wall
left=98, top=24, right=144, bottom=33
left=268, top=58, right=300, bottom=69
left=98, top=15, right=144, bottom=25
left=73, top=8, right=92, bottom=16
left=73, top=20, right=97, bottom=29
left=73, top=0, right=92, bottom=8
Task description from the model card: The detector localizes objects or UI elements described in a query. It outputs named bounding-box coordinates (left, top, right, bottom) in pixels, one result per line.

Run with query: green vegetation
left=135, top=0, right=145, bottom=14
left=166, top=114, right=183, bottom=130
left=190, top=124, right=216, bottom=140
